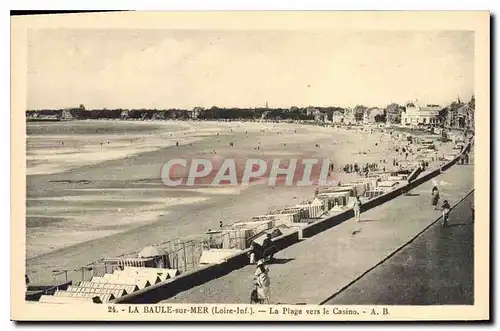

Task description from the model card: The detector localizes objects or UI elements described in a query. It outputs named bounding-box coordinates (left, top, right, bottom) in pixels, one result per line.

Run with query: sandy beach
left=26, top=120, right=454, bottom=283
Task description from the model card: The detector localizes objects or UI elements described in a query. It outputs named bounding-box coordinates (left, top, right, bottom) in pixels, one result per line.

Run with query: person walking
left=254, top=260, right=271, bottom=304
left=25, top=274, right=30, bottom=292
left=441, top=200, right=451, bottom=227
left=262, top=233, right=275, bottom=261
left=248, top=241, right=263, bottom=265
left=353, top=196, right=362, bottom=222
left=431, top=186, right=440, bottom=210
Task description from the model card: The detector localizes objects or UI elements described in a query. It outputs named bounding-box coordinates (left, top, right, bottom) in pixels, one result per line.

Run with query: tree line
left=26, top=105, right=349, bottom=121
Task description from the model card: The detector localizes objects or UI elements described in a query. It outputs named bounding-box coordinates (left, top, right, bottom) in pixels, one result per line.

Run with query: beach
left=26, top=120, right=454, bottom=283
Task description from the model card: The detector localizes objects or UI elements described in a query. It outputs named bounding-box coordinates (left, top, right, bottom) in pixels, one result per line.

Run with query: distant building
left=305, top=107, right=323, bottom=122
left=331, top=110, right=344, bottom=124
left=363, top=108, right=384, bottom=124
left=401, top=102, right=441, bottom=126
left=27, top=111, right=61, bottom=121
left=466, top=105, right=475, bottom=131
left=342, top=108, right=357, bottom=125
left=26, top=111, right=39, bottom=119
left=120, top=110, right=129, bottom=120
left=187, top=107, right=202, bottom=119
left=61, top=108, right=86, bottom=120
left=445, top=104, right=474, bottom=130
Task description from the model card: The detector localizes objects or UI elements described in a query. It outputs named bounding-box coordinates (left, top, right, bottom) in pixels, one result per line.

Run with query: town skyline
left=26, top=95, right=473, bottom=112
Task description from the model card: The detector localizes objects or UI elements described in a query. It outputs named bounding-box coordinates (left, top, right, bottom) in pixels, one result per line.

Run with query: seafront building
left=401, top=102, right=442, bottom=126
left=445, top=104, right=475, bottom=131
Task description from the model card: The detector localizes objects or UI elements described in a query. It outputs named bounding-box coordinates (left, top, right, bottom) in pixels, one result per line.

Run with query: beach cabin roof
left=311, top=198, right=324, bottom=205
left=138, top=245, right=165, bottom=258
left=78, top=281, right=139, bottom=294
left=317, top=191, right=350, bottom=198
left=199, top=249, right=241, bottom=265
left=378, top=181, right=399, bottom=188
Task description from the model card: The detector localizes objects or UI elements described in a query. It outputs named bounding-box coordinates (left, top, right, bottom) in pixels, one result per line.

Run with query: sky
left=27, top=29, right=474, bottom=110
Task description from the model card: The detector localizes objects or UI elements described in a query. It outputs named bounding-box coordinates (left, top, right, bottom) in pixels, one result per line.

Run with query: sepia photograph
left=10, top=10, right=490, bottom=321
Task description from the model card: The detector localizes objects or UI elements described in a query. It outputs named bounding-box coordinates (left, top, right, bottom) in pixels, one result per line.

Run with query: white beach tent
left=138, top=245, right=165, bottom=258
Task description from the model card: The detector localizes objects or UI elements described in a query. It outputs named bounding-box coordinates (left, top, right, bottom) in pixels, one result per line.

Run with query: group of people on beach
left=341, top=162, right=379, bottom=176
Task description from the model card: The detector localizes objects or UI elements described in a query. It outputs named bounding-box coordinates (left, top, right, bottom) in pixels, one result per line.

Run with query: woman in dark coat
left=431, top=186, right=440, bottom=210
left=441, top=200, right=451, bottom=227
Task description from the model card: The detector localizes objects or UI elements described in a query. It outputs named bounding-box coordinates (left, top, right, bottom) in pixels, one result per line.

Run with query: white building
left=331, top=110, right=344, bottom=124
left=401, top=102, right=441, bottom=126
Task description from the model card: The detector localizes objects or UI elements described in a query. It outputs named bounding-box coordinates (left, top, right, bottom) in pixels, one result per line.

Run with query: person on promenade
left=248, top=241, right=263, bottom=265
left=254, top=260, right=271, bottom=304
left=353, top=196, right=362, bottom=222
left=25, top=274, right=30, bottom=292
left=262, top=233, right=275, bottom=261
left=441, top=200, right=451, bottom=228
left=431, top=186, right=440, bottom=210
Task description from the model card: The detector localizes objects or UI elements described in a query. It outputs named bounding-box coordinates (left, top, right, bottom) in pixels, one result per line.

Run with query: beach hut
left=316, top=191, right=350, bottom=210
left=137, top=246, right=168, bottom=269
left=377, top=181, right=399, bottom=190
left=220, top=228, right=252, bottom=250
left=267, top=207, right=306, bottom=224
left=363, top=189, right=386, bottom=199
left=327, top=185, right=357, bottom=197
left=122, top=266, right=178, bottom=282
left=65, top=285, right=127, bottom=299
left=54, top=290, right=115, bottom=303
left=232, top=219, right=274, bottom=234
left=294, top=201, right=323, bottom=219
left=78, top=281, right=139, bottom=295
left=105, top=257, right=157, bottom=269
left=104, top=276, right=152, bottom=290
left=343, top=182, right=369, bottom=197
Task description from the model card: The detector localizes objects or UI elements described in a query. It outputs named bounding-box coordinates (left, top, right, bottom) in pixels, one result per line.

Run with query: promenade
left=326, top=192, right=474, bottom=305
left=163, top=160, right=474, bottom=304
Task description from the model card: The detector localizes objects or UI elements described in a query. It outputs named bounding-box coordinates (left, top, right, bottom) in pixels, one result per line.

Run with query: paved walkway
left=325, top=192, right=474, bottom=305
left=163, top=162, right=474, bottom=304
